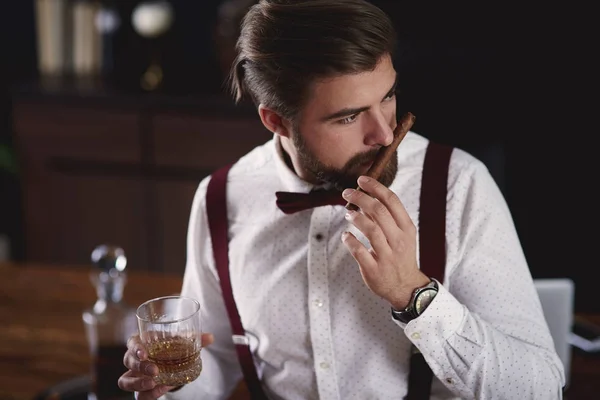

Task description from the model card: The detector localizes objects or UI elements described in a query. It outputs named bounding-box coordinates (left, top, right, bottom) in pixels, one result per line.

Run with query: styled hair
left=228, top=0, right=397, bottom=121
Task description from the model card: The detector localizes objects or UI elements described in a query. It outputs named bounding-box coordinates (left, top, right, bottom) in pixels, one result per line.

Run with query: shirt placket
left=306, top=207, right=340, bottom=400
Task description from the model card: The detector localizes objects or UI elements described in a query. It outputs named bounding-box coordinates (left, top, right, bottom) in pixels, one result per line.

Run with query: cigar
left=345, top=112, right=415, bottom=211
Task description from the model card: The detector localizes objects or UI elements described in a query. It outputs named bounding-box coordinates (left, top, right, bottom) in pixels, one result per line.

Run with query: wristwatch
left=391, top=279, right=439, bottom=323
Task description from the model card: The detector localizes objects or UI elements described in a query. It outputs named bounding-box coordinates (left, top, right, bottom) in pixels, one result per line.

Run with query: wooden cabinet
left=152, top=112, right=270, bottom=169
left=12, top=95, right=272, bottom=273
left=150, top=112, right=270, bottom=274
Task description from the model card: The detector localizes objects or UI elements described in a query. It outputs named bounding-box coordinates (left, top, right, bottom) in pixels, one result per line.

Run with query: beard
left=291, top=128, right=398, bottom=192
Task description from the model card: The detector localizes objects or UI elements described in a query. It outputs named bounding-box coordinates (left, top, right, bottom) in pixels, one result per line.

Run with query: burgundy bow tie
left=276, top=189, right=347, bottom=214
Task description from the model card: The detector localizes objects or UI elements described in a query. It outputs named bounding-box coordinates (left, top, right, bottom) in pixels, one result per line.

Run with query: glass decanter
left=83, top=245, right=137, bottom=400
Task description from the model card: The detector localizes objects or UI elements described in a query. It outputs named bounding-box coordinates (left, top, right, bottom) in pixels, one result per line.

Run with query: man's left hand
left=341, top=175, right=430, bottom=310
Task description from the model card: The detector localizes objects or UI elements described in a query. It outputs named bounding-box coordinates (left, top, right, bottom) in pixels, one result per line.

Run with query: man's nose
left=364, top=112, right=394, bottom=147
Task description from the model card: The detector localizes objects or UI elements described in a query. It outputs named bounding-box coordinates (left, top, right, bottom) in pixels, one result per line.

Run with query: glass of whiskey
left=136, top=296, right=202, bottom=386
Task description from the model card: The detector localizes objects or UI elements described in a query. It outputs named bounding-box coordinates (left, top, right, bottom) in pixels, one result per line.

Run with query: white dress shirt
left=163, top=132, right=565, bottom=400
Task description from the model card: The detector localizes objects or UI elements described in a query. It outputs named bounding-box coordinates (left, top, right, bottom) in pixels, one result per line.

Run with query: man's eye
left=339, top=114, right=358, bottom=124
left=383, top=91, right=396, bottom=101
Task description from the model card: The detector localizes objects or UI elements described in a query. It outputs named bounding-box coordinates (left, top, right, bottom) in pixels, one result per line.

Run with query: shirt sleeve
left=162, top=178, right=243, bottom=400
left=394, top=157, right=565, bottom=399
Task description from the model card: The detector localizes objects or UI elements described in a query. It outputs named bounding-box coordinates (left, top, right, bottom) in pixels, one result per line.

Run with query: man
left=119, top=0, right=565, bottom=399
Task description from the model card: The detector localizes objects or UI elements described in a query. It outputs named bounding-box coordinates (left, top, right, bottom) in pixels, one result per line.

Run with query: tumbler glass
left=136, top=296, right=202, bottom=386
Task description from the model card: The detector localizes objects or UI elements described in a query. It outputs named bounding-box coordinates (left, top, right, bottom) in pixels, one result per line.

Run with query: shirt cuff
left=393, top=281, right=466, bottom=346
left=160, top=383, right=194, bottom=400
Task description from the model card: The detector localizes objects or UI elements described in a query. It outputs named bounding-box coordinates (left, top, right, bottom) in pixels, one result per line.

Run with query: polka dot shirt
left=166, top=133, right=565, bottom=400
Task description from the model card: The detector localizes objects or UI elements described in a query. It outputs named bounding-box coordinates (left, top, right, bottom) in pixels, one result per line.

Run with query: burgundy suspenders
left=206, top=162, right=268, bottom=400
left=205, top=142, right=453, bottom=399
left=418, top=142, right=452, bottom=284
left=407, top=141, right=453, bottom=399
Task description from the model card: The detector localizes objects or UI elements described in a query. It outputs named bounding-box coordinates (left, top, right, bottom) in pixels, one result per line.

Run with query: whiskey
left=147, top=336, right=202, bottom=386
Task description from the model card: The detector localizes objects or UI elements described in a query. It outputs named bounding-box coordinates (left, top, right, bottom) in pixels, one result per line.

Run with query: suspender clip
left=233, top=334, right=250, bottom=346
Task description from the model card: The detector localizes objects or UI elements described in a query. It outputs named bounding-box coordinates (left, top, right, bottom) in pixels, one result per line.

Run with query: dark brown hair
left=228, top=0, right=397, bottom=121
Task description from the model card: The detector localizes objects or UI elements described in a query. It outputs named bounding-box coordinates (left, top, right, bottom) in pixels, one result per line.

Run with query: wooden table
left=0, top=262, right=249, bottom=400
left=1, top=262, right=599, bottom=399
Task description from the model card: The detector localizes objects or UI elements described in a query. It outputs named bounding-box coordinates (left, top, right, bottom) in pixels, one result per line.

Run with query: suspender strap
left=405, top=141, right=453, bottom=400
left=406, top=347, right=435, bottom=400
left=419, top=141, right=452, bottom=283
left=206, top=163, right=268, bottom=400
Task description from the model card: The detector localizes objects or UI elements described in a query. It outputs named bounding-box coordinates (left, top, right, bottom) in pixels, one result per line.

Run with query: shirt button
left=319, top=361, right=330, bottom=369
left=446, top=378, right=453, bottom=384
left=315, top=233, right=324, bottom=241
left=411, top=332, right=421, bottom=340
left=314, top=299, right=324, bottom=308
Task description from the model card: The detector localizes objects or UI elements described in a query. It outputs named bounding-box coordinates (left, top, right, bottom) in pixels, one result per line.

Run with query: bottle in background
left=82, top=244, right=137, bottom=400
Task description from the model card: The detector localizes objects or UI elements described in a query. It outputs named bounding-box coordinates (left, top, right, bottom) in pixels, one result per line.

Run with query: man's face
left=291, top=55, right=398, bottom=191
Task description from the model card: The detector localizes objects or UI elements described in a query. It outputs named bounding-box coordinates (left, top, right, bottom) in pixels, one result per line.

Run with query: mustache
left=344, top=148, right=381, bottom=171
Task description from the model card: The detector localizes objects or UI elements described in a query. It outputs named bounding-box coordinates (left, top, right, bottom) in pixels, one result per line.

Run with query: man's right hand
left=118, top=333, right=214, bottom=400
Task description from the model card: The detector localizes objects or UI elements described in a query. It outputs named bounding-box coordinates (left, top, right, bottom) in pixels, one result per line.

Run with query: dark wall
left=1, top=1, right=35, bottom=261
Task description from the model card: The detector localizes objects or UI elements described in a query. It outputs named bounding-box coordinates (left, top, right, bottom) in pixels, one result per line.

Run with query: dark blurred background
left=1, top=1, right=596, bottom=311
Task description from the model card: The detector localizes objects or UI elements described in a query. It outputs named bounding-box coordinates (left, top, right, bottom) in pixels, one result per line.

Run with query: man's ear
left=258, top=104, right=293, bottom=138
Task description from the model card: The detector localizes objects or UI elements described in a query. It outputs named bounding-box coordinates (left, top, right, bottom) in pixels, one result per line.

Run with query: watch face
left=415, top=288, right=437, bottom=315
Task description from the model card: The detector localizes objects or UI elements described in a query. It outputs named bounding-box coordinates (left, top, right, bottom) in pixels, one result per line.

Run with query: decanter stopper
left=91, top=244, right=127, bottom=274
